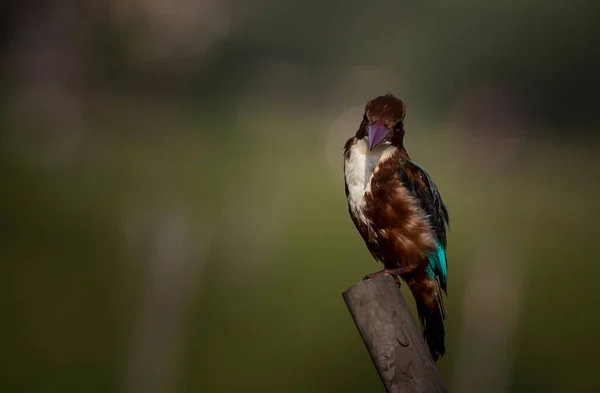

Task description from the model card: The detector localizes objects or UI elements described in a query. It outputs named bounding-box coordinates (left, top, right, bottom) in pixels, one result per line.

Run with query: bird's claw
left=363, top=267, right=411, bottom=285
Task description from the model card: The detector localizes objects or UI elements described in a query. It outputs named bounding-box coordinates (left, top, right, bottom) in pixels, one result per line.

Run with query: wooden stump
left=343, top=274, right=448, bottom=393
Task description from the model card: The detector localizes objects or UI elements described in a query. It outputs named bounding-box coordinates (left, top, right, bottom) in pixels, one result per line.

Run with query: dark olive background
left=1, top=1, right=599, bottom=392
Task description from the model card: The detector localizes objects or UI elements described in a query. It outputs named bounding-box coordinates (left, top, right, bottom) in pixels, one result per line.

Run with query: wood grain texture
left=342, top=275, right=448, bottom=393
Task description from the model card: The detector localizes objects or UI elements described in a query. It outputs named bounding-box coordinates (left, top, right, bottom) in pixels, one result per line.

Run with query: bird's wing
left=397, top=160, right=450, bottom=291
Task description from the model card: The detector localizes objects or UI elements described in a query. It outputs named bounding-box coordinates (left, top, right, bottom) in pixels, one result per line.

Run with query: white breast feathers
left=344, top=138, right=397, bottom=224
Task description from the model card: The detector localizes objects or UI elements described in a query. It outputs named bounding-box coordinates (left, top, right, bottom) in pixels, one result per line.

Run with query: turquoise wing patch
left=425, top=239, right=448, bottom=291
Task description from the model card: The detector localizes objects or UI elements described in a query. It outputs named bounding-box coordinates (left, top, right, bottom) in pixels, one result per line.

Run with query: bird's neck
left=394, top=144, right=410, bottom=161
left=391, top=128, right=406, bottom=150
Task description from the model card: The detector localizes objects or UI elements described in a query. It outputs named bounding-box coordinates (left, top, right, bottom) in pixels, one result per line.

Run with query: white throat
left=344, top=138, right=397, bottom=223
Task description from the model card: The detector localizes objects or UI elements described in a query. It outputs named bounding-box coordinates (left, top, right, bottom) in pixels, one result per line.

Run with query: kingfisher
left=343, top=94, right=450, bottom=361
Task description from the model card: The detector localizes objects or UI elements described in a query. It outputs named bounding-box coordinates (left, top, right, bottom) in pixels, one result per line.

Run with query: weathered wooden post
left=343, top=274, right=448, bottom=393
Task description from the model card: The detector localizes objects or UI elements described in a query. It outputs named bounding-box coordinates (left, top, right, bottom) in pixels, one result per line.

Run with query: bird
left=343, top=93, right=450, bottom=361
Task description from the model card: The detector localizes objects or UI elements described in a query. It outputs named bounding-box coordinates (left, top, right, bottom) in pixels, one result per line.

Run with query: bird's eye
left=394, top=120, right=404, bottom=129
left=362, top=114, right=368, bottom=123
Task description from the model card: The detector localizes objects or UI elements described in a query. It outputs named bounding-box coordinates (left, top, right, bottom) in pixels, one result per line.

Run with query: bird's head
left=360, top=94, right=407, bottom=151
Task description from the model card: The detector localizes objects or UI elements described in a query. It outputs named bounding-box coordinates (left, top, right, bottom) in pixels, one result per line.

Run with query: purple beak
left=367, top=120, right=390, bottom=150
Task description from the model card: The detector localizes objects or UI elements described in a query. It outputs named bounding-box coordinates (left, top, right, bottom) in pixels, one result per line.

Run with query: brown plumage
left=343, top=94, right=450, bottom=361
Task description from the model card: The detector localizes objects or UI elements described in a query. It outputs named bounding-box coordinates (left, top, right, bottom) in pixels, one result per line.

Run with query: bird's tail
left=408, top=277, right=446, bottom=361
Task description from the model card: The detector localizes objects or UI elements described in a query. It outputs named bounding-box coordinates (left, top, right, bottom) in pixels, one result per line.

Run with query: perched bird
left=343, top=94, right=450, bottom=361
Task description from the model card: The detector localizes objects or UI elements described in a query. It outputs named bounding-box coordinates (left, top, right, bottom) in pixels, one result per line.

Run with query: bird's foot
left=363, top=267, right=411, bottom=283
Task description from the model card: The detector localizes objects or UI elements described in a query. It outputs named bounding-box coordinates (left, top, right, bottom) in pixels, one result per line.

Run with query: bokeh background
left=1, top=1, right=600, bottom=392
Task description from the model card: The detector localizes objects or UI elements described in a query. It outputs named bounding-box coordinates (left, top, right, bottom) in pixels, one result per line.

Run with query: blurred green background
left=1, top=1, right=600, bottom=392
